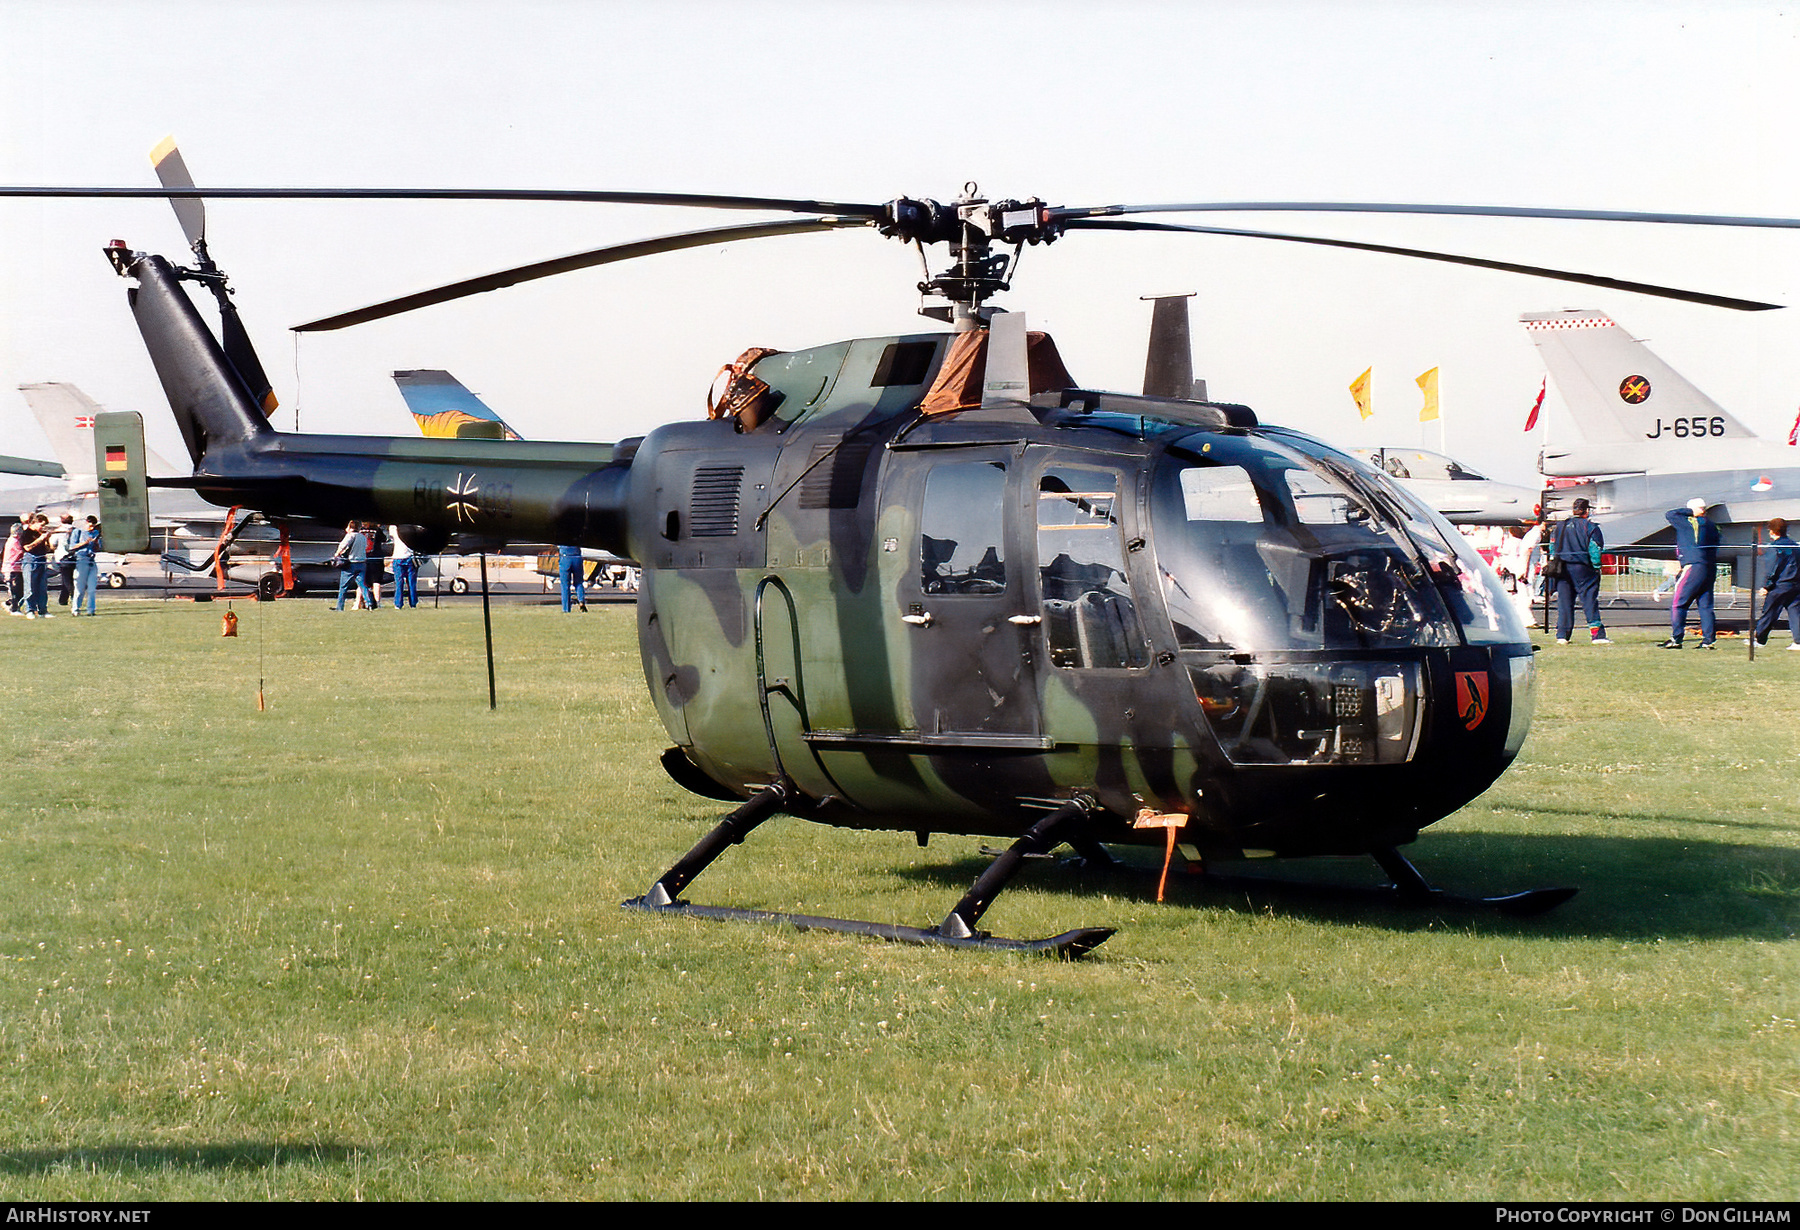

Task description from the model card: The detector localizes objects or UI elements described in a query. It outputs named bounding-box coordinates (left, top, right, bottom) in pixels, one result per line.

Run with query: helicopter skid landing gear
left=1370, top=846, right=1578, bottom=916
left=1094, top=843, right=1576, bottom=917
left=624, top=791, right=1116, bottom=957
left=629, top=780, right=793, bottom=910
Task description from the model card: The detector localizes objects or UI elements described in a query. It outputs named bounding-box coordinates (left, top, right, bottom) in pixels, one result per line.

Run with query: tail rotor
left=151, top=137, right=279, bottom=417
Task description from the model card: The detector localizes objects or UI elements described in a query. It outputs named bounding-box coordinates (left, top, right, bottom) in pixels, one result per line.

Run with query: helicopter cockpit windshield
left=1153, top=432, right=1465, bottom=653
left=1153, top=430, right=1529, bottom=767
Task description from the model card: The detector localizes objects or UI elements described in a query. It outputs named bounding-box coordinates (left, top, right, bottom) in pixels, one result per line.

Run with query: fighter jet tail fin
left=392, top=370, right=523, bottom=440
left=1521, top=310, right=1757, bottom=445
left=1141, top=293, right=1205, bottom=401
left=19, top=383, right=105, bottom=493
left=19, top=383, right=184, bottom=492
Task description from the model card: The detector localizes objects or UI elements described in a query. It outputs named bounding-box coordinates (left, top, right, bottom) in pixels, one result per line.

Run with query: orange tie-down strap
left=213, top=505, right=243, bottom=590
left=706, top=347, right=784, bottom=431
left=277, top=523, right=294, bottom=595
left=1132, top=808, right=1190, bottom=903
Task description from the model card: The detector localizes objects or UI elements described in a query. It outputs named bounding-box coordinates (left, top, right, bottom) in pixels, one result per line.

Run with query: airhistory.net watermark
left=4, top=1210, right=150, bottom=1224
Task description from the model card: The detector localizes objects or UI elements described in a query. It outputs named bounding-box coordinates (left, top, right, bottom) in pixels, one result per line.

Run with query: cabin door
left=899, top=456, right=1044, bottom=746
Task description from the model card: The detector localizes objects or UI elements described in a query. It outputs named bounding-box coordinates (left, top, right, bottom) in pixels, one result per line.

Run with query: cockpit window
left=1179, top=467, right=1261, bottom=523
left=1155, top=433, right=1461, bottom=652
left=1354, top=448, right=1490, bottom=483
left=921, top=461, right=1007, bottom=595
left=1286, top=465, right=1368, bottom=526
left=1037, top=466, right=1147, bottom=668
left=1354, top=471, right=1527, bottom=647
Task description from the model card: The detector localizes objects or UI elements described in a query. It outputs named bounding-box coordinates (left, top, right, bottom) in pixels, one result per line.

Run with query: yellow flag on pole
left=1416, top=367, right=1440, bottom=422
left=1349, top=368, right=1373, bottom=420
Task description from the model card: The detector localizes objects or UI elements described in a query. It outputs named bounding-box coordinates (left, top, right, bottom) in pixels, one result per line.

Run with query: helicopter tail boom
left=108, top=244, right=636, bottom=554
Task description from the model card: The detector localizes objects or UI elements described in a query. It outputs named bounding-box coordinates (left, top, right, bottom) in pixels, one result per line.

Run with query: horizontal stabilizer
left=0, top=454, right=63, bottom=479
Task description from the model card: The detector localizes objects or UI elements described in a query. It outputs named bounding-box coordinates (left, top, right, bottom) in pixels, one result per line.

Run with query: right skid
left=623, top=789, right=1116, bottom=958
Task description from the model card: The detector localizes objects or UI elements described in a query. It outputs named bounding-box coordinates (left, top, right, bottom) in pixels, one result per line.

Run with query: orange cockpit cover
left=918, top=329, right=1075, bottom=416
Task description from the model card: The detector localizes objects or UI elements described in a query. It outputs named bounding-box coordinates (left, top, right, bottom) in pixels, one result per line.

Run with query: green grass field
left=1, top=599, right=1794, bottom=1200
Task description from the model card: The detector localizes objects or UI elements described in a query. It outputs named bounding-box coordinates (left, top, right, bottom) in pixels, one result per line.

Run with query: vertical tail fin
left=392, top=370, right=523, bottom=439
left=93, top=411, right=151, bottom=553
left=112, top=248, right=274, bottom=465
left=1520, top=309, right=1755, bottom=443
left=1141, top=293, right=1203, bottom=401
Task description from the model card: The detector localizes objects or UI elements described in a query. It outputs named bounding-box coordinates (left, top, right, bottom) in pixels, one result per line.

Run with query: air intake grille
left=689, top=465, right=744, bottom=537
left=798, top=439, right=875, bottom=510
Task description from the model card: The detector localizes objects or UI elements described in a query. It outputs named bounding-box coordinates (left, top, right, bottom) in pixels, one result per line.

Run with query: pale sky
left=2, top=0, right=1796, bottom=488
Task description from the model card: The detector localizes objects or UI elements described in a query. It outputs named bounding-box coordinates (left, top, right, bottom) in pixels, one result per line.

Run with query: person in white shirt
left=388, top=526, right=418, bottom=608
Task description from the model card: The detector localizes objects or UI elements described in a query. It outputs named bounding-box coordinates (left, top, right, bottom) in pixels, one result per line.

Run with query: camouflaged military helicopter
left=13, top=154, right=1796, bottom=954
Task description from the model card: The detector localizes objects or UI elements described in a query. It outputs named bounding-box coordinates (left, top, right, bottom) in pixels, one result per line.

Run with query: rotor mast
left=880, top=184, right=1059, bottom=330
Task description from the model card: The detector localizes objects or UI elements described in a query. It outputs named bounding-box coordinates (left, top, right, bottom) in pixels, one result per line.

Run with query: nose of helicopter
left=1167, top=643, right=1536, bottom=858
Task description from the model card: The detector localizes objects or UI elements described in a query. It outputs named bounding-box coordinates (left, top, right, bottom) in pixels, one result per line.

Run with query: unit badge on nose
left=1454, top=670, right=1490, bottom=731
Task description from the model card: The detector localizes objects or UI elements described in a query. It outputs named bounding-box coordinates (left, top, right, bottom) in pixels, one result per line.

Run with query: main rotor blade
left=1062, top=219, right=1782, bottom=312
left=1054, top=201, right=1800, bottom=231
left=149, top=137, right=206, bottom=249
left=14, top=185, right=1800, bottom=231
left=0, top=184, right=891, bottom=218
left=293, top=216, right=871, bottom=331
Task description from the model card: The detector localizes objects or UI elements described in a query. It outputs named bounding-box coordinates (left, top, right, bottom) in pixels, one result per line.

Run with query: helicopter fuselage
left=622, top=332, right=1537, bottom=859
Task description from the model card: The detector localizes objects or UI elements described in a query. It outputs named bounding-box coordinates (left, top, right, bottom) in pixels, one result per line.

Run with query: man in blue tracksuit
left=1662, top=498, right=1721, bottom=649
left=1551, top=498, right=1610, bottom=645
left=1754, top=516, right=1800, bottom=649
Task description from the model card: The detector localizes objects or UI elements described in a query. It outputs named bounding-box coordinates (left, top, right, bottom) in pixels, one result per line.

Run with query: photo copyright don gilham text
left=1497, top=1212, right=1791, bottom=1225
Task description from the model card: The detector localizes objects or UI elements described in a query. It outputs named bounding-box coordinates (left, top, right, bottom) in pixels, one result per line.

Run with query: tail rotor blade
left=148, top=139, right=276, bottom=413
left=220, top=304, right=279, bottom=416
left=150, top=136, right=206, bottom=252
